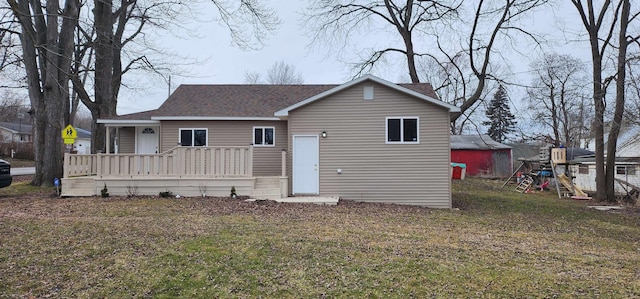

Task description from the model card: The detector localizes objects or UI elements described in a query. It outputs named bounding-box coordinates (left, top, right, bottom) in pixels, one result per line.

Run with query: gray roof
left=0, top=122, right=90, bottom=138
left=152, top=76, right=442, bottom=118
left=572, top=155, right=640, bottom=164
left=450, top=135, right=511, bottom=150
left=105, top=76, right=445, bottom=120
left=76, top=128, right=91, bottom=139
left=0, top=122, right=32, bottom=135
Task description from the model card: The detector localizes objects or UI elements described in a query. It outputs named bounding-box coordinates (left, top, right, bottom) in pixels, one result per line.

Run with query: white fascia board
left=0, top=127, right=18, bottom=134
left=97, top=119, right=160, bottom=126
left=151, top=116, right=282, bottom=121
left=274, top=74, right=460, bottom=117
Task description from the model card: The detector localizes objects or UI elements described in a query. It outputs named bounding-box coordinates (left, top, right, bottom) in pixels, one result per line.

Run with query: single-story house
left=62, top=75, right=460, bottom=207
left=570, top=155, right=640, bottom=195
left=73, top=128, right=92, bottom=154
left=573, top=126, right=640, bottom=195
left=0, top=121, right=32, bottom=143
left=450, top=135, right=512, bottom=178
left=0, top=121, right=33, bottom=158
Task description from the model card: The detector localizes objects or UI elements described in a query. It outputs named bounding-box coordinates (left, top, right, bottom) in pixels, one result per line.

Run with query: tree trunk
left=8, top=0, right=80, bottom=186
left=91, top=0, right=116, bottom=153
left=592, top=54, right=607, bottom=201
left=605, top=0, right=631, bottom=202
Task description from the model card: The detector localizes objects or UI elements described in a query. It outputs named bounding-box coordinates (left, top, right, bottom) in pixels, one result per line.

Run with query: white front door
left=293, top=135, right=319, bottom=194
left=136, top=127, right=158, bottom=154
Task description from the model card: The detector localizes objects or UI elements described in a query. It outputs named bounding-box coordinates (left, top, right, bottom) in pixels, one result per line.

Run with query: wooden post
left=281, top=149, right=286, bottom=177
left=63, top=153, right=69, bottom=178
left=247, top=145, right=253, bottom=177
left=96, top=154, right=103, bottom=178
left=105, top=126, right=110, bottom=154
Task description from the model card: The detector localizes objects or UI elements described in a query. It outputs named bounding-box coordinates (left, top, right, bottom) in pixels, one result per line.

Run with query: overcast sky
left=116, top=0, right=349, bottom=114
left=115, top=1, right=591, bottom=116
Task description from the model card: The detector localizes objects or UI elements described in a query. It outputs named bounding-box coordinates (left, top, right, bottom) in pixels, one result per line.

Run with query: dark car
left=0, top=159, right=11, bottom=188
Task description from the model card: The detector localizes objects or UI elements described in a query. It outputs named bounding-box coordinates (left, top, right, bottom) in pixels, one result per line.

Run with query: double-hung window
left=254, top=127, right=275, bottom=146
left=386, top=117, right=419, bottom=143
left=180, top=128, right=207, bottom=146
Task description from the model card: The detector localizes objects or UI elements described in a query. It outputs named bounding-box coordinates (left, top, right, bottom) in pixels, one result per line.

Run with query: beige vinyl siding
left=288, top=82, right=452, bottom=208
left=118, top=127, right=135, bottom=154
left=160, top=120, right=287, bottom=176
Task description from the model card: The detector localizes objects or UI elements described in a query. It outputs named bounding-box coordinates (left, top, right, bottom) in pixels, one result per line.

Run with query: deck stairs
left=515, top=175, right=535, bottom=193
left=61, top=177, right=95, bottom=197
left=250, top=177, right=282, bottom=200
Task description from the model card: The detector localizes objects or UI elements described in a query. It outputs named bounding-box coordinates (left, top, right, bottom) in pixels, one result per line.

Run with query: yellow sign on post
left=62, top=124, right=77, bottom=144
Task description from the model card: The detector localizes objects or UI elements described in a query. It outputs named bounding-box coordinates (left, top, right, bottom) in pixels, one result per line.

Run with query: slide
left=557, top=174, right=588, bottom=197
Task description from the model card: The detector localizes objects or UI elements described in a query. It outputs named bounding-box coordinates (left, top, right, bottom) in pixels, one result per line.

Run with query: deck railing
left=64, top=146, right=254, bottom=178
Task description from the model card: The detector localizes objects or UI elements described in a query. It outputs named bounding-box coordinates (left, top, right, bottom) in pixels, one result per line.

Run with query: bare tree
left=570, top=0, right=639, bottom=201
left=0, top=90, right=29, bottom=123
left=3, top=0, right=278, bottom=186
left=305, top=0, right=460, bottom=83
left=605, top=0, right=640, bottom=200
left=0, top=9, right=21, bottom=76
left=6, top=0, right=80, bottom=186
left=441, top=0, right=550, bottom=132
left=71, top=0, right=279, bottom=154
left=245, top=60, right=304, bottom=84
left=266, top=61, right=304, bottom=84
left=526, top=53, right=590, bottom=147
left=244, top=70, right=262, bottom=84
left=626, top=59, right=640, bottom=124
left=305, top=0, right=550, bottom=133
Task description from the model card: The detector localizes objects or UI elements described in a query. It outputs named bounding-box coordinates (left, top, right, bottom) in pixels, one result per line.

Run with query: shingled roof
left=154, top=84, right=337, bottom=118
left=153, top=82, right=441, bottom=118
left=107, top=76, right=445, bottom=121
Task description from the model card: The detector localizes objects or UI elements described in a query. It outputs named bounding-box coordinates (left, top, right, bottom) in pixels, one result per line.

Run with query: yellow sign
left=61, top=124, right=77, bottom=139
left=64, top=138, right=75, bottom=145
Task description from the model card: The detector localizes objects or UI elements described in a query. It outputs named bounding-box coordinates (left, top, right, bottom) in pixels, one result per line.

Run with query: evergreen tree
left=483, top=85, right=516, bottom=142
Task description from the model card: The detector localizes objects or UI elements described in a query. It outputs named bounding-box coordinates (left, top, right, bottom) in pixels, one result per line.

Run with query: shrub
left=159, top=190, right=174, bottom=198
left=101, top=184, right=109, bottom=197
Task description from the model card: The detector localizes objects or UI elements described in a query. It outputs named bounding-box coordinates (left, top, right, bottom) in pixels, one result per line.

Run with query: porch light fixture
left=321, top=131, right=327, bottom=138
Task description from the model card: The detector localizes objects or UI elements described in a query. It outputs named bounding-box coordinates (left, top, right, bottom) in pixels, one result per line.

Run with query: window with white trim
left=253, top=127, right=275, bottom=146
left=386, top=117, right=419, bottom=143
left=616, top=165, right=636, bottom=175
left=179, top=128, right=207, bottom=146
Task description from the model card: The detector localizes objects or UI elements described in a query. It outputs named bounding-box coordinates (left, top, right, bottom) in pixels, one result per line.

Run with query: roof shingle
left=113, top=81, right=441, bottom=119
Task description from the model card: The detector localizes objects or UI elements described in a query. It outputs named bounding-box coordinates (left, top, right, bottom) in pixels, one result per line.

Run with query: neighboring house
left=0, top=122, right=33, bottom=158
left=63, top=75, right=460, bottom=207
left=584, top=125, right=640, bottom=158
left=450, top=135, right=512, bottom=178
left=0, top=122, right=32, bottom=143
left=74, top=128, right=92, bottom=154
left=574, top=125, right=640, bottom=195
left=570, top=155, right=640, bottom=195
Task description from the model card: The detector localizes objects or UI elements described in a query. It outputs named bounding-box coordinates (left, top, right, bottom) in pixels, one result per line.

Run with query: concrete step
left=250, top=188, right=282, bottom=200
left=254, top=177, right=280, bottom=187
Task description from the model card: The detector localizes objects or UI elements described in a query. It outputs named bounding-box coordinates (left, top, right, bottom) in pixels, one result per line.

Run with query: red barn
left=451, top=135, right=512, bottom=178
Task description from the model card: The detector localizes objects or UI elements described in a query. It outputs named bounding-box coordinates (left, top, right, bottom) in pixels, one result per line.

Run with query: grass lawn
left=1, top=179, right=639, bottom=298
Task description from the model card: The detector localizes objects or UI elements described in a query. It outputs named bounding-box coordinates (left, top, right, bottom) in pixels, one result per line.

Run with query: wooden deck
left=61, top=176, right=288, bottom=199
left=62, top=146, right=288, bottom=198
